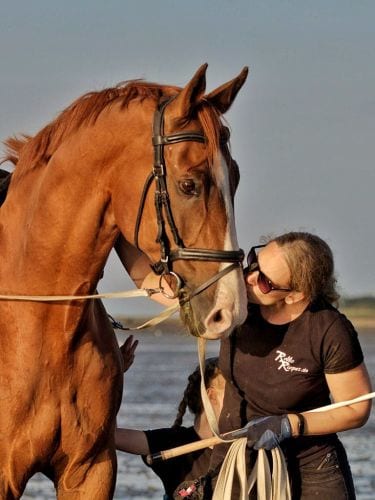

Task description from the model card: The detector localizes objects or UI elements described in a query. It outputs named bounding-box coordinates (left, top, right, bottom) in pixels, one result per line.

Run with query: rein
left=0, top=287, right=180, bottom=331
left=0, top=265, right=237, bottom=330
left=133, top=97, right=244, bottom=317
left=0, top=289, right=156, bottom=302
left=0, top=265, right=239, bottom=312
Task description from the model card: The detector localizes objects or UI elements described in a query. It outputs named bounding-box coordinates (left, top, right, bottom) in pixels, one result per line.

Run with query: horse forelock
left=195, top=102, right=221, bottom=168
left=195, top=102, right=239, bottom=202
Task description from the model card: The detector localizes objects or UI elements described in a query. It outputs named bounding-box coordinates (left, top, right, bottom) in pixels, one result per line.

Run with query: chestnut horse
left=0, top=64, right=248, bottom=498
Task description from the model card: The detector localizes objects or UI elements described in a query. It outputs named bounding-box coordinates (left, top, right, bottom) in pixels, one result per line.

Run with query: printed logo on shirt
left=274, top=350, right=309, bottom=373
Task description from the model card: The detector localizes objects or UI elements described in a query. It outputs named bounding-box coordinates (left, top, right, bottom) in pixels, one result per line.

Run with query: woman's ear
left=285, top=290, right=306, bottom=305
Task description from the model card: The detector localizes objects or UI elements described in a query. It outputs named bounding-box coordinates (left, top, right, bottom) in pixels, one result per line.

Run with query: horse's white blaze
left=203, top=154, right=247, bottom=338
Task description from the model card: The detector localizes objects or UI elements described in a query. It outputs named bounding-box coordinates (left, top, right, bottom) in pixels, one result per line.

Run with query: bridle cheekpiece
left=133, top=97, right=244, bottom=308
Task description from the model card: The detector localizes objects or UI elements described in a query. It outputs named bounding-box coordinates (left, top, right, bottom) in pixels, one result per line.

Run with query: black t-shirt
left=142, top=426, right=212, bottom=498
left=218, top=301, right=364, bottom=462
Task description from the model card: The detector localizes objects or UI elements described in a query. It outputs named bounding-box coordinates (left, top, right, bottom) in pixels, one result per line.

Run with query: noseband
left=134, top=97, right=244, bottom=308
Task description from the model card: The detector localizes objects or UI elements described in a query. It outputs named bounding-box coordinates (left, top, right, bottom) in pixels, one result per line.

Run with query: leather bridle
left=133, top=97, right=244, bottom=305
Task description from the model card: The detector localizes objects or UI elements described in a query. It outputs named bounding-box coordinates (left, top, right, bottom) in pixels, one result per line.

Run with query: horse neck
left=1, top=141, right=122, bottom=294
left=1, top=100, right=154, bottom=294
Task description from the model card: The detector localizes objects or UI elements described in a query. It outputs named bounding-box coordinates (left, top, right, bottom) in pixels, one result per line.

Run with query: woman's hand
left=119, top=335, right=139, bottom=373
left=246, top=415, right=292, bottom=450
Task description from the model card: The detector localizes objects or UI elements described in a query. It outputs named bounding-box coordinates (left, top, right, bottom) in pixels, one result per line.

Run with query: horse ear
left=170, top=63, right=208, bottom=119
left=205, top=67, right=249, bottom=114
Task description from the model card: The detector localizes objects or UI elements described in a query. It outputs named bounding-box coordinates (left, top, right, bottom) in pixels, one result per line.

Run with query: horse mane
left=3, top=80, right=223, bottom=177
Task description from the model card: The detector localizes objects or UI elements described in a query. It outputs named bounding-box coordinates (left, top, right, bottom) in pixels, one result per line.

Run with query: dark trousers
left=287, top=440, right=356, bottom=500
left=211, top=440, right=356, bottom=500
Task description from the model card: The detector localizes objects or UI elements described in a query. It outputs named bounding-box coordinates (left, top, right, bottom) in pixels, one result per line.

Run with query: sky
left=1, top=0, right=374, bottom=316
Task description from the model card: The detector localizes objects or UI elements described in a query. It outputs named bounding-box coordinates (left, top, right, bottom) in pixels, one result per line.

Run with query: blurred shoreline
left=116, top=311, right=375, bottom=334
left=348, top=318, right=375, bottom=330
left=341, top=306, right=375, bottom=330
left=340, top=297, right=375, bottom=330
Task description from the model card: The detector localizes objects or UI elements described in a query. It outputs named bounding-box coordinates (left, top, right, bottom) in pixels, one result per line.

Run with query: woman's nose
left=246, top=270, right=258, bottom=286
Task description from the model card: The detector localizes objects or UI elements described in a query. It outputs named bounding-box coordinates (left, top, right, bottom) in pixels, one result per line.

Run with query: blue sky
left=1, top=1, right=374, bottom=315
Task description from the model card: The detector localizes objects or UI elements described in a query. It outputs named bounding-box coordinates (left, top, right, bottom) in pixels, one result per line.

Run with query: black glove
left=246, top=415, right=292, bottom=450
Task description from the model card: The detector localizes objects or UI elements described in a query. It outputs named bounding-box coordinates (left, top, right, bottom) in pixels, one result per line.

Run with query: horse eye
left=179, top=179, right=198, bottom=196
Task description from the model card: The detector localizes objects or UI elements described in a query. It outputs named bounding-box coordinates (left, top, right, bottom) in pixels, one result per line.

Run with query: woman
left=116, top=342, right=225, bottom=500
left=212, top=231, right=372, bottom=499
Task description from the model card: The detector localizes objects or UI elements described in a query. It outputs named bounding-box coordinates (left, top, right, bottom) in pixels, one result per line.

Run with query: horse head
left=110, top=65, right=248, bottom=339
left=1, top=65, right=248, bottom=340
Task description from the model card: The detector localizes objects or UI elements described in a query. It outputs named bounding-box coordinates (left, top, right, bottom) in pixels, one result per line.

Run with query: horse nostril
left=203, top=307, right=234, bottom=339
left=213, top=310, right=223, bottom=323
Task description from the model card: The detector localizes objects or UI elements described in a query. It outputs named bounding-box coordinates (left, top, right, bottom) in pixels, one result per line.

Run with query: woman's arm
left=115, top=236, right=153, bottom=288
left=115, top=428, right=150, bottom=455
left=115, top=235, right=178, bottom=307
left=288, top=362, right=372, bottom=436
left=116, top=337, right=151, bottom=455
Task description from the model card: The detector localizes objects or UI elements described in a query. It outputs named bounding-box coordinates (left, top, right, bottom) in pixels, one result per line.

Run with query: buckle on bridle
left=158, top=272, right=183, bottom=299
left=153, top=164, right=165, bottom=177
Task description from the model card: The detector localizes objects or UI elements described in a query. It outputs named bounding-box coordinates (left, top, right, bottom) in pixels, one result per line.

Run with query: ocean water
left=21, top=324, right=375, bottom=499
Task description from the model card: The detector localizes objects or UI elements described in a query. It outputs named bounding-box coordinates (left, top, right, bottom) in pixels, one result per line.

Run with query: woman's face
left=245, top=241, right=292, bottom=306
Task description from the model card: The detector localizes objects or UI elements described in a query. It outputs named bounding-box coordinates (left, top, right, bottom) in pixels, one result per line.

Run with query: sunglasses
left=246, top=245, right=292, bottom=294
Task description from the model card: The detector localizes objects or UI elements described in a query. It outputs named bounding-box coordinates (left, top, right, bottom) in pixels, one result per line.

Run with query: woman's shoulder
left=302, top=299, right=358, bottom=341
left=306, top=299, right=348, bottom=324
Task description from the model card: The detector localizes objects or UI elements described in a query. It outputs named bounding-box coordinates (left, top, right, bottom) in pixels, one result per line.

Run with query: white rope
left=247, top=447, right=291, bottom=500
left=121, top=303, right=179, bottom=330
left=0, top=287, right=180, bottom=330
left=307, top=392, right=375, bottom=412
left=0, top=288, right=152, bottom=302
left=198, top=337, right=222, bottom=436
left=270, top=447, right=291, bottom=500
left=213, top=444, right=291, bottom=500
left=255, top=449, right=272, bottom=500
left=212, top=438, right=248, bottom=500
